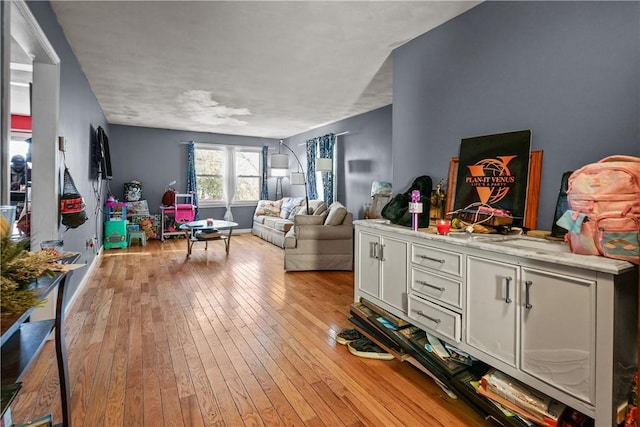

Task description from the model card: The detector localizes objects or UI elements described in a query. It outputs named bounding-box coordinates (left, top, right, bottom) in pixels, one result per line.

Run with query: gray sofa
left=251, top=198, right=353, bottom=271
left=252, top=198, right=328, bottom=248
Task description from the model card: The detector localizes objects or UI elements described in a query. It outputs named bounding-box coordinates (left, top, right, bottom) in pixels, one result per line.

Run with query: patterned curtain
left=186, top=141, right=199, bottom=219
left=306, top=139, right=317, bottom=200
left=261, top=145, right=268, bottom=200
left=318, top=133, right=336, bottom=204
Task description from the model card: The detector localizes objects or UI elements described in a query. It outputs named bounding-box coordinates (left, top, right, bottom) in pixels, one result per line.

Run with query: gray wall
left=393, top=1, right=640, bottom=230
left=284, top=105, right=393, bottom=219
left=28, top=1, right=109, bottom=302
left=109, top=125, right=276, bottom=229
left=110, top=105, right=392, bottom=227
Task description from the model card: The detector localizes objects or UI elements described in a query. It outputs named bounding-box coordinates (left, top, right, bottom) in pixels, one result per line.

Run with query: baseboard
left=65, top=248, right=101, bottom=313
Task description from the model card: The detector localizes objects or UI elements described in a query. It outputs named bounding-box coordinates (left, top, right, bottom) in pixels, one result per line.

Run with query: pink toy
left=173, top=194, right=195, bottom=223
left=409, top=190, right=422, bottom=231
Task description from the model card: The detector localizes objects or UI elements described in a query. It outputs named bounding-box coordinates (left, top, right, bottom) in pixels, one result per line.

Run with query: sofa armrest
left=293, top=214, right=326, bottom=226
left=294, top=212, right=353, bottom=240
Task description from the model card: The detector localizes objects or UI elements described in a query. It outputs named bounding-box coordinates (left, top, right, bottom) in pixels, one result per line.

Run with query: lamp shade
left=270, top=153, right=289, bottom=169
left=290, top=172, right=306, bottom=185
left=315, top=157, right=333, bottom=172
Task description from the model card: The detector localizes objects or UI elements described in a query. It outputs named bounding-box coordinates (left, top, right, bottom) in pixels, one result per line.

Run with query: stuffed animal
left=140, top=218, right=155, bottom=239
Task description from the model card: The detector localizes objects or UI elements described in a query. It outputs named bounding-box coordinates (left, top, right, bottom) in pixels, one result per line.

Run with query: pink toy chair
left=174, top=193, right=195, bottom=223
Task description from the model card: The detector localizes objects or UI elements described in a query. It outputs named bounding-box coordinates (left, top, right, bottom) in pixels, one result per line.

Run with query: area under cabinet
left=353, top=220, right=638, bottom=426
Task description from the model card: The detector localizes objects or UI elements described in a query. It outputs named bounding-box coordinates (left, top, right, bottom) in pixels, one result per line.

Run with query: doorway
left=2, top=0, right=61, bottom=248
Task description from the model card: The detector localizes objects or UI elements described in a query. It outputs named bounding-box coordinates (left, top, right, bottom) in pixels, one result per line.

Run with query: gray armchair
left=283, top=202, right=353, bottom=271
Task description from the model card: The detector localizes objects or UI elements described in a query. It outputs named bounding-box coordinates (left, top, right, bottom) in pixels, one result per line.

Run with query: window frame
left=233, top=147, right=262, bottom=206
left=194, top=143, right=262, bottom=208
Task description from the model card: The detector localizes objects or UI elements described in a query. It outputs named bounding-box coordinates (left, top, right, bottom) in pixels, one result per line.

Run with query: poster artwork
left=454, top=130, right=532, bottom=225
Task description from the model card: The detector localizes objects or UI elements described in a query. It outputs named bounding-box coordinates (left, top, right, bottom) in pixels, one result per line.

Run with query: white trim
left=65, top=251, right=101, bottom=313
left=194, top=142, right=262, bottom=152
left=12, top=0, right=60, bottom=65
left=2, top=2, right=11, bottom=205
left=9, top=61, right=32, bottom=72
left=197, top=200, right=259, bottom=208
left=297, top=131, right=349, bottom=145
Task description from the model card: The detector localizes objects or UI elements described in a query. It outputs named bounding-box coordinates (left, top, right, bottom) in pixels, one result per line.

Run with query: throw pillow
left=280, top=197, right=304, bottom=219
left=325, top=201, right=348, bottom=226
left=312, top=201, right=328, bottom=215
left=255, top=200, right=282, bottom=217
left=288, top=205, right=304, bottom=221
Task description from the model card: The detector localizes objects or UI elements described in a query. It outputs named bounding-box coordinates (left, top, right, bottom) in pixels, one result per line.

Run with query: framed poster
left=450, top=130, right=533, bottom=227
left=446, top=150, right=543, bottom=230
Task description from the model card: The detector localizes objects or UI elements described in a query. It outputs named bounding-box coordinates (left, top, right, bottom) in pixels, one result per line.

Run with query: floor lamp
left=271, top=140, right=310, bottom=214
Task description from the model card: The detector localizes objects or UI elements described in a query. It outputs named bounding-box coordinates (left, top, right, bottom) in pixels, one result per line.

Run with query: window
left=195, top=145, right=262, bottom=206
left=234, top=150, right=261, bottom=202
left=195, top=147, right=224, bottom=203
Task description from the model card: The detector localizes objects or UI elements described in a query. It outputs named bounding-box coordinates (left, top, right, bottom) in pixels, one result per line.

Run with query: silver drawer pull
left=525, top=280, right=533, bottom=309
left=417, top=280, right=445, bottom=292
left=416, top=310, right=442, bottom=324
left=419, top=255, right=445, bottom=264
left=505, top=276, right=512, bottom=304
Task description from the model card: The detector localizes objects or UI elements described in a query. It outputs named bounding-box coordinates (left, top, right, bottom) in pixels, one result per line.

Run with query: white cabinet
left=466, top=256, right=596, bottom=404
left=355, top=228, right=408, bottom=317
left=519, top=267, right=595, bottom=405
left=466, top=256, right=519, bottom=367
left=352, top=220, right=637, bottom=426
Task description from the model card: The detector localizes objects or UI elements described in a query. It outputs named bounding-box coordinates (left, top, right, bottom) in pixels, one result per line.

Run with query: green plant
left=1, top=236, right=54, bottom=313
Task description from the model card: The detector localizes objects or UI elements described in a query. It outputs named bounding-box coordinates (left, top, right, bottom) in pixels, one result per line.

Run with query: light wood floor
left=10, top=234, right=492, bottom=427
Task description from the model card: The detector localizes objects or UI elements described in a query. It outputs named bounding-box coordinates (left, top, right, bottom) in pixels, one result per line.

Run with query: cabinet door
left=379, top=236, right=408, bottom=312
left=466, top=256, right=519, bottom=367
left=520, top=267, right=596, bottom=404
left=356, top=231, right=380, bottom=299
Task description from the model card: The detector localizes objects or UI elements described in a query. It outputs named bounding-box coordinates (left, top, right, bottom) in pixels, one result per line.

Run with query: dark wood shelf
left=1, top=319, right=55, bottom=385
left=1, top=382, right=22, bottom=417
left=1, top=273, right=64, bottom=343
left=1, top=254, right=81, bottom=426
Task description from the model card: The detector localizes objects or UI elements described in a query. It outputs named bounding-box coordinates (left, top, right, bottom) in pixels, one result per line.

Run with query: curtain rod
left=296, top=131, right=349, bottom=146
left=179, top=141, right=262, bottom=149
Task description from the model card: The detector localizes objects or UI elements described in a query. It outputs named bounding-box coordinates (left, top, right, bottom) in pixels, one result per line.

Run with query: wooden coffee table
left=179, top=219, right=238, bottom=257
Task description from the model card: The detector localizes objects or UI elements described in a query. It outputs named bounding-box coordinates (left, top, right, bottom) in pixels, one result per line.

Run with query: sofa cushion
left=280, top=197, right=304, bottom=219
left=308, top=200, right=328, bottom=215
left=274, top=220, right=294, bottom=233
left=314, top=204, right=328, bottom=215
left=291, top=200, right=327, bottom=217
left=263, top=216, right=294, bottom=233
left=263, top=216, right=280, bottom=228
left=255, top=199, right=282, bottom=217
left=253, top=215, right=267, bottom=224
left=325, top=201, right=348, bottom=225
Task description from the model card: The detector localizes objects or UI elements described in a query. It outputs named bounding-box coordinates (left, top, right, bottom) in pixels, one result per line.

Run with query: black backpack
left=381, top=176, right=432, bottom=228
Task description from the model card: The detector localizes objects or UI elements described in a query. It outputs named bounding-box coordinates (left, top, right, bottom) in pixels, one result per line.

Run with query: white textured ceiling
left=50, top=1, right=480, bottom=139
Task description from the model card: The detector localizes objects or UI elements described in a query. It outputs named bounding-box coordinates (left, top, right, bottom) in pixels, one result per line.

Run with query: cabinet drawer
left=411, top=268, right=462, bottom=309
left=411, top=244, right=462, bottom=277
left=408, top=295, right=461, bottom=343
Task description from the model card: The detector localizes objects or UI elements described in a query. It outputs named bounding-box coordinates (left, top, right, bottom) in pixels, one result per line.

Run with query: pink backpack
left=566, top=155, right=640, bottom=264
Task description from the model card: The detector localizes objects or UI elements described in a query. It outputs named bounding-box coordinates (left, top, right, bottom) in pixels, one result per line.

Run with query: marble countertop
left=354, top=219, right=635, bottom=275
